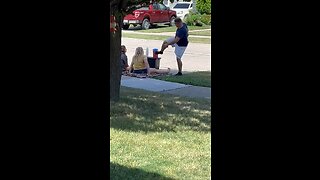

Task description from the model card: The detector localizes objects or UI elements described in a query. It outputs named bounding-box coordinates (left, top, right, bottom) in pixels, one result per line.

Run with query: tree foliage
left=110, top=0, right=153, bottom=16
left=196, top=0, right=211, bottom=14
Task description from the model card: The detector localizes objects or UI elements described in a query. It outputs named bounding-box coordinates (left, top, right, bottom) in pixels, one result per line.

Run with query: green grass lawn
left=110, top=87, right=211, bottom=179
left=122, top=33, right=211, bottom=44
left=188, top=30, right=211, bottom=36
left=154, top=71, right=211, bottom=87
left=125, top=25, right=211, bottom=33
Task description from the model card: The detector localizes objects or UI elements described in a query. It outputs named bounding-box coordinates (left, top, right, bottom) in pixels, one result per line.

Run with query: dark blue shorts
left=133, top=69, right=147, bottom=74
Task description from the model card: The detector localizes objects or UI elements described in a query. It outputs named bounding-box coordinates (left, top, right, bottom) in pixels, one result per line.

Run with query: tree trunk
left=110, top=0, right=143, bottom=101
left=109, top=8, right=123, bottom=102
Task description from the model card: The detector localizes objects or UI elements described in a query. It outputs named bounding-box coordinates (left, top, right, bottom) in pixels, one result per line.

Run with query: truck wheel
left=141, top=19, right=150, bottom=30
left=169, top=16, right=176, bottom=26
left=122, top=24, right=130, bottom=30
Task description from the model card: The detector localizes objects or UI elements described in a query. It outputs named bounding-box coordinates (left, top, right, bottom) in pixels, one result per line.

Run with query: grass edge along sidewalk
left=122, top=33, right=211, bottom=44
left=110, top=87, right=211, bottom=180
left=127, top=25, right=211, bottom=33
left=154, top=71, right=211, bottom=88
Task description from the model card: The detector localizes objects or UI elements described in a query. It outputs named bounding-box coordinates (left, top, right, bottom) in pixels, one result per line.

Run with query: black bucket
left=147, top=57, right=160, bottom=69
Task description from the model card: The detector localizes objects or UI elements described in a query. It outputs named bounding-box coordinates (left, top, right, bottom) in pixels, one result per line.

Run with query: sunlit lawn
left=154, top=71, right=211, bottom=87
left=110, top=87, right=211, bottom=179
left=124, top=25, right=211, bottom=33
left=122, top=33, right=211, bottom=44
left=188, top=30, right=211, bottom=36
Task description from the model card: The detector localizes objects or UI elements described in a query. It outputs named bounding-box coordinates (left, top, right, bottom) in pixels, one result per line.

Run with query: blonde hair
left=132, top=47, right=145, bottom=64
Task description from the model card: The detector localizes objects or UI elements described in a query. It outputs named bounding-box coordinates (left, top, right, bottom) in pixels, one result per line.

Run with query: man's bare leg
left=176, top=57, right=183, bottom=75
left=156, top=41, right=169, bottom=54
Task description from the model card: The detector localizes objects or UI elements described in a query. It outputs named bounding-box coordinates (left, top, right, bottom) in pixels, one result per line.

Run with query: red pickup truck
left=123, top=3, right=177, bottom=30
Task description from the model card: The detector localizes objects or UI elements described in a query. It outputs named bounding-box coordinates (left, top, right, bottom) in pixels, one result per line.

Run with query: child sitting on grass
left=120, top=45, right=129, bottom=74
left=128, top=47, right=170, bottom=77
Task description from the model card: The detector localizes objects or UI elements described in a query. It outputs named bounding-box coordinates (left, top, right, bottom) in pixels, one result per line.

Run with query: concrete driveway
left=121, top=37, right=211, bottom=73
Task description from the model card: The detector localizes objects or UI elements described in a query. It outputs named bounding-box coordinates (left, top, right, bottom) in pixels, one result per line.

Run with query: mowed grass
left=126, top=25, right=211, bottom=33
left=188, top=30, right=211, bottom=36
left=110, top=87, right=211, bottom=180
left=154, top=71, right=211, bottom=87
left=122, top=33, right=211, bottom=44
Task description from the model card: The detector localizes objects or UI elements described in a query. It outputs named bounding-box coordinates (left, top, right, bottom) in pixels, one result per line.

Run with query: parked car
left=171, top=2, right=195, bottom=20
left=123, top=2, right=177, bottom=30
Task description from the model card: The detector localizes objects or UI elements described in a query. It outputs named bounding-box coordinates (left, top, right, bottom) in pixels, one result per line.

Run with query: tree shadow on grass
left=110, top=87, right=211, bottom=133
left=110, top=162, right=175, bottom=180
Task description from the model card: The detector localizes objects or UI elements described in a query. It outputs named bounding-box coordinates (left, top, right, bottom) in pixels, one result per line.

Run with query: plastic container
left=153, top=48, right=158, bottom=59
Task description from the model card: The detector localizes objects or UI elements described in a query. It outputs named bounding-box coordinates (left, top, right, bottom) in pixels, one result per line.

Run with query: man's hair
left=121, top=45, right=126, bottom=53
left=174, top=17, right=182, bottom=23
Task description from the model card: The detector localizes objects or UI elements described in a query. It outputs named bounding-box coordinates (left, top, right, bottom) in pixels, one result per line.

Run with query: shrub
left=185, top=12, right=211, bottom=26
left=185, top=12, right=204, bottom=26
left=196, top=0, right=211, bottom=15
left=200, top=14, right=211, bottom=25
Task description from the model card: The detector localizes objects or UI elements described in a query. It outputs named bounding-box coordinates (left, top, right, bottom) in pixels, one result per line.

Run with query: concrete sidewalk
left=121, top=76, right=211, bottom=99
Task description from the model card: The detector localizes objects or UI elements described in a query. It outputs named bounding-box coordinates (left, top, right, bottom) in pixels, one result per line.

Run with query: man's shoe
left=155, top=51, right=163, bottom=54
left=175, top=72, right=182, bottom=76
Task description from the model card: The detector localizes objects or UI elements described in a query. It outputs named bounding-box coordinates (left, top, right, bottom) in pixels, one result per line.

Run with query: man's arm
left=167, top=29, right=184, bottom=45
left=167, top=37, right=180, bottom=45
left=128, top=60, right=134, bottom=72
left=124, top=55, right=129, bottom=67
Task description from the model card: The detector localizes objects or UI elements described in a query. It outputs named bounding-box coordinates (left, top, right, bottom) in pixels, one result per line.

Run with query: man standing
left=156, top=17, right=189, bottom=76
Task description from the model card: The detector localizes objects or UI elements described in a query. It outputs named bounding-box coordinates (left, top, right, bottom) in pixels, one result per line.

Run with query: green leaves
left=196, top=0, right=211, bottom=15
